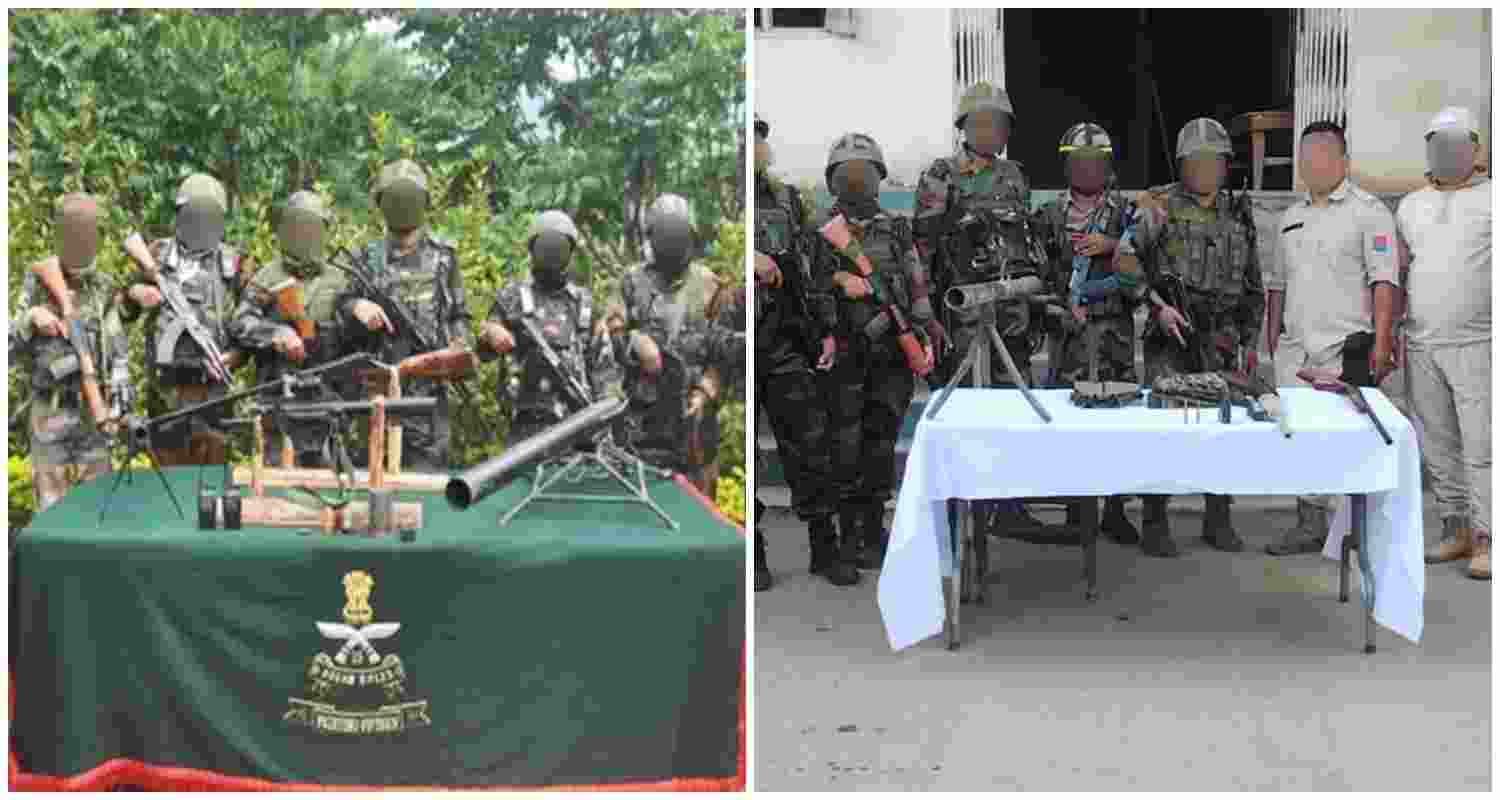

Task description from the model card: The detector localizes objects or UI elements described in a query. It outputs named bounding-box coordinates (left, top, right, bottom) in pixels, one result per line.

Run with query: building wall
left=755, top=10, right=953, bottom=190
left=1346, top=8, right=1492, bottom=191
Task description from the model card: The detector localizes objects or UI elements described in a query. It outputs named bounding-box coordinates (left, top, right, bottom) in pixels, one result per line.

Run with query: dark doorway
left=1004, top=9, right=1294, bottom=190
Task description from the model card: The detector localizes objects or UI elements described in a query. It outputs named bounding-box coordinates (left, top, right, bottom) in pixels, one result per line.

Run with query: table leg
left=1081, top=496, right=1099, bottom=602
left=1354, top=493, right=1375, bottom=654
left=1339, top=534, right=1351, bottom=604
left=945, top=499, right=966, bottom=651
left=1252, top=130, right=1266, bottom=191
left=973, top=508, right=989, bottom=607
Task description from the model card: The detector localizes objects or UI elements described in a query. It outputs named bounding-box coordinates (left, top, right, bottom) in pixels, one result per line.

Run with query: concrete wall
left=1345, top=8, right=1492, bottom=192
left=755, top=10, right=953, bottom=189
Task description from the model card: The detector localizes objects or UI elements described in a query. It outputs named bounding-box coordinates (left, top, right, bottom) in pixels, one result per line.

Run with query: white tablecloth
left=877, top=387, right=1425, bottom=651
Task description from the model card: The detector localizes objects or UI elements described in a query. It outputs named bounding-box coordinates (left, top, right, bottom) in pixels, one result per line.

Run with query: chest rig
left=945, top=159, right=1044, bottom=286
left=155, top=239, right=236, bottom=370
left=361, top=237, right=454, bottom=354
left=1041, top=195, right=1131, bottom=314
left=1154, top=189, right=1255, bottom=299
left=510, top=281, right=592, bottom=415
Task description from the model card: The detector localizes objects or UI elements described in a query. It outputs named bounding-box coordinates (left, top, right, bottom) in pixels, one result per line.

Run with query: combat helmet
left=825, top=132, right=887, bottom=188
left=955, top=81, right=1015, bottom=129
left=1058, top=123, right=1113, bottom=157
left=527, top=209, right=580, bottom=247
left=373, top=159, right=428, bottom=203
left=1176, top=117, right=1233, bottom=159
left=176, top=173, right=227, bottom=211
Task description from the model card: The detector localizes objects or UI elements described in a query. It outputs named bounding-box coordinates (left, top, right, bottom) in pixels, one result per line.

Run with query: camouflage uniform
left=913, top=83, right=1050, bottom=538
left=1036, top=123, right=1143, bottom=543
left=605, top=196, right=744, bottom=490
left=120, top=174, right=249, bottom=466
left=1120, top=118, right=1265, bottom=556
left=812, top=133, right=934, bottom=572
left=339, top=160, right=472, bottom=473
left=754, top=125, right=853, bottom=585
left=10, top=194, right=128, bottom=512
left=228, top=192, right=358, bottom=468
left=484, top=282, right=620, bottom=445
left=913, top=84, right=1044, bottom=386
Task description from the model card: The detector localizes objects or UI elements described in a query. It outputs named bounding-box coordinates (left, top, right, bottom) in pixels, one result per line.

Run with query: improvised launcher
left=925, top=274, right=1051, bottom=423
left=446, top=396, right=678, bottom=530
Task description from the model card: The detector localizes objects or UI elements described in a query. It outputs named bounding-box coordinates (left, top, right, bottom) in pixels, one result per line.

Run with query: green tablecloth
left=10, top=466, right=744, bottom=787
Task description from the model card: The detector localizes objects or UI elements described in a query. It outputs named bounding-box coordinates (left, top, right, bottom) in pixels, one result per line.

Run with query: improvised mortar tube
left=943, top=275, right=1045, bottom=312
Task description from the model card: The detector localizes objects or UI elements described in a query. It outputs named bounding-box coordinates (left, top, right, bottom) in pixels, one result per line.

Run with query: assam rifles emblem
left=284, top=570, right=431, bottom=735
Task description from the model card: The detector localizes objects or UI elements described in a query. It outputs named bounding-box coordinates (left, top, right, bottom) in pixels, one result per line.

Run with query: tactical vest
left=755, top=180, right=798, bottom=256
left=511, top=281, right=593, bottom=416
left=254, top=259, right=350, bottom=372
left=360, top=235, right=459, bottom=355
left=153, top=239, right=238, bottom=372
left=935, top=156, right=1042, bottom=285
left=619, top=264, right=720, bottom=464
left=1040, top=195, right=1131, bottom=315
left=1152, top=187, right=1256, bottom=299
left=29, top=273, right=110, bottom=402
left=824, top=211, right=915, bottom=344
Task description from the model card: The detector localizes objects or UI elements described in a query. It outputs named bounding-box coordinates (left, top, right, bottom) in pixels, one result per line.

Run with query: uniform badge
left=1373, top=234, right=1390, bottom=253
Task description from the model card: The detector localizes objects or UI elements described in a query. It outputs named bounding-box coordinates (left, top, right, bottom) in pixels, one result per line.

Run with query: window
left=755, top=9, right=858, bottom=37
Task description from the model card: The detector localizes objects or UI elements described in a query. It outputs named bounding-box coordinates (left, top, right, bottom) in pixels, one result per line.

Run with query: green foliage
left=716, top=465, right=745, bottom=526
left=9, top=455, right=37, bottom=532
left=8, top=9, right=748, bottom=518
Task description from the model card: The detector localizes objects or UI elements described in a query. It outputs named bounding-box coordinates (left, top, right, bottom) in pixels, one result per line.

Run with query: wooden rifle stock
left=32, top=258, right=110, bottom=430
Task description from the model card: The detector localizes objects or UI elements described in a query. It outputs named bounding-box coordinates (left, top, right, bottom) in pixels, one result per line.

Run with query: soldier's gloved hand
left=832, top=271, right=870, bottom=300
left=352, top=299, right=395, bottom=334
left=28, top=306, right=65, bottom=337
left=481, top=321, right=515, bottom=354
left=272, top=329, right=306, bottom=362
left=1071, top=303, right=1088, bottom=327
left=754, top=252, right=783, bottom=288
left=633, top=332, right=663, bottom=376
left=816, top=335, right=837, bottom=371
left=924, top=319, right=947, bottom=355
left=128, top=284, right=163, bottom=308
left=1155, top=304, right=1192, bottom=347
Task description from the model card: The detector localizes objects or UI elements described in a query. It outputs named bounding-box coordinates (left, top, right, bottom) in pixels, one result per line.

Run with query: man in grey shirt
left=1264, top=121, right=1402, bottom=555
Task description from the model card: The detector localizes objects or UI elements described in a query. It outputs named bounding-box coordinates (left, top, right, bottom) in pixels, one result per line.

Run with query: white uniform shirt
left=1270, top=178, right=1401, bottom=365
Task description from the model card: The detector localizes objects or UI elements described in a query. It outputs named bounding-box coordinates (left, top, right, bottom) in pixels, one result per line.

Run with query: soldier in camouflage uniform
left=811, top=133, right=936, bottom=576
left=913, top=81, right=1050, bottom=538
left=752, top=114, right=853, bottom=589
left=603, top=194, right=745, bottom=493
left=1035, top=123, right=1142, bottom=544
left=1116, top=118, right=1266, bottom=556
left=120, top=173, right=252, bottom=467
left=229, top=191, right=361, bottom=468
left=478, top=210, right=622, bottom=447
left=10, top=194, right=131, bottom=512
left=339, top=159, right=473, bottom=473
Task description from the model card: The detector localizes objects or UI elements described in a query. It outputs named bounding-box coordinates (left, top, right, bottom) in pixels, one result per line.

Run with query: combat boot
left=1468, top=531, right=1490, bottom=580
left=1139, top=495, right=1179, bottom=558
left=1267, top=500, right=1329, bottom=556
left=1201, top=494, right=1244, bottom=552
left=1100, top=496, right=1140, bottom=545
left=755, top=529, right=773, bottom=592
left=808, top=516, right=859, bottom=586
left=1425, top=516, right=1474, bottom=564
left=857, top=503, right=889, bottom=570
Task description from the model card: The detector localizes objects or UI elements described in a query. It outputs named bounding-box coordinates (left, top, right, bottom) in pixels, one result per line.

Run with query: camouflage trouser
left=1056, top=313, right=1137, bottom=385
left=30, top=399, right=112, bottom=513
left=758, top=367, right=836, bottom=521
left=822, top=340, right=915, bottom=507
left=154, top=383, right=230, bottom=467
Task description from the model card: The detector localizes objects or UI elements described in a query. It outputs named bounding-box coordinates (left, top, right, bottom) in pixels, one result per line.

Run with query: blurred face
left=1426, top=129, right=1480, bottom=183
left=754, top=135, right=771, bottom=174
left=964, top=109, right=1010, bottom=156
left=1298, top=131, right=1347, bottom=196
left=1066, top=151, right=1112, bottom=196
left=1181, top=153, right=1227, bottom=195
left=830, top=159, right=881, bottom=200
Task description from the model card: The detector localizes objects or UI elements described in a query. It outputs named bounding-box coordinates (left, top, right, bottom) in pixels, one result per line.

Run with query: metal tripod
left=917, top=299, right=1101, bottom=649
left=498, top=440, right=679, bottom=531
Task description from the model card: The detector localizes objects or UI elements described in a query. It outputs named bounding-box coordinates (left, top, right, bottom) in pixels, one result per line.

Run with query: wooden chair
left=1231, top=111, right=1295, bottom=190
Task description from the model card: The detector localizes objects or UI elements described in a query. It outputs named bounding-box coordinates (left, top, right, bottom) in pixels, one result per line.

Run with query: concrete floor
left=753, top=494, right=1491, bottom=791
